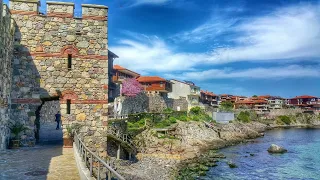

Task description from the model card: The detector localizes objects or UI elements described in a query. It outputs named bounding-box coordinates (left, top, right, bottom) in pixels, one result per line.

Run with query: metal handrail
left=74, top=132, right=125, bottom=180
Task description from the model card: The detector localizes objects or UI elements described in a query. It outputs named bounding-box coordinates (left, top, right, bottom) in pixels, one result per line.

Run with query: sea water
left=206, top=128, right=320, bottom=180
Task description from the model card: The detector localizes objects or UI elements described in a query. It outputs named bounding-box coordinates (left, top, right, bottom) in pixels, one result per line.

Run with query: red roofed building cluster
left=109, top=62, right=320, bottom=112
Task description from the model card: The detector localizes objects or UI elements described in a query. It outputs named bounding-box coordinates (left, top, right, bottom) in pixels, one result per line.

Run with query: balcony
left=190, top=91, right=200, bottom=96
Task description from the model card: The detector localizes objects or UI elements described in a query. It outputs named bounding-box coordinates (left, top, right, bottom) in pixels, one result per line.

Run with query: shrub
left=127, top=119, right=146, bottom=129
left=219, top=101, right=234, bottom=112
left=9, top=122, right=29, bottom=140
left=178, top=115, right=189, bottom=122
left=163, top=108, right=174, bottom=113
left=276, top=118, right=285, bottom=125
left=190, top=106, right=202, bottom=115
left=154, top=117, right=178, bottom=128
left=237, top=111, right=251, bottom=123
left=66, top=123, right=83, bottom=139
left=278, top=115, right=291, bottom=125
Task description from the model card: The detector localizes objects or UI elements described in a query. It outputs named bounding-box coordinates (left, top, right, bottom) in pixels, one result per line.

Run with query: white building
left=168, top=80, right=201, bottom=110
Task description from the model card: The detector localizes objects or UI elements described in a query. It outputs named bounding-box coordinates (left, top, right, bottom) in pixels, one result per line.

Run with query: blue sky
left=4, top=0, right=320, bottom=98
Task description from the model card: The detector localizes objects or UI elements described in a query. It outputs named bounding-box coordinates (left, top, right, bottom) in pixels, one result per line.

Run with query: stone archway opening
left=35, top=96, right=62, bottom=145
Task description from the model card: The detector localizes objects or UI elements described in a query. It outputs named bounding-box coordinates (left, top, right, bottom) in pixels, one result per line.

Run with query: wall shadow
left=5, top=20, right=64, bottom=179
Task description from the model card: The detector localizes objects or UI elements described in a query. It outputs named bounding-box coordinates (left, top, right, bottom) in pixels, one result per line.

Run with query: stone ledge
left=82, top=4, right=108, bottom=9
left=47, top=1, right=75, bottom=6
left=9, top=0, right=39, bottom=3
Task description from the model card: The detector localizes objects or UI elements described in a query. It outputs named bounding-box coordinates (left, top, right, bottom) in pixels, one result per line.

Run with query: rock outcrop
left=118, top=121, right=268, bottom=179
left=267, top=144, right=287, bottom=154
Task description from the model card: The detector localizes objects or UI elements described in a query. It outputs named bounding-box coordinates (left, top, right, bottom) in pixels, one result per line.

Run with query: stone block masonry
left=0, top=3, right=15, bottom=150
left=0, top=0, right=110, bottom=155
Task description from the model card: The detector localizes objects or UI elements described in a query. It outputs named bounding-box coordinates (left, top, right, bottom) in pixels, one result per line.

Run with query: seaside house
left=168, top=79, right=201, bottom=110
left=218, top=94, right=233, bottom=105
left=267, top=96, right=284, bottom=109
left=200, top=90, right=219, bottom=107
left=111, top=65, right=140, bottom=99
left=288, top=95, right=319, bottom=111
left=235, top=97, right=269, bottom=113
left=137, top=76, right=172, bottom=97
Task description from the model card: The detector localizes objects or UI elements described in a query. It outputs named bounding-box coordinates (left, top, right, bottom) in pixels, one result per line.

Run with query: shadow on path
left=0, top=144, right=79, bottom=180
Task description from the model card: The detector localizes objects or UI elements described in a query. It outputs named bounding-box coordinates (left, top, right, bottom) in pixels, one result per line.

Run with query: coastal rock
left=267, top=144, right=287, bottom=153
left=227, top=162, right=237, bottom=168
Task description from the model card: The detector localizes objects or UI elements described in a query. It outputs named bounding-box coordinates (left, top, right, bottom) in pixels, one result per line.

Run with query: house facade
left=168, top=80, right=200, bottom=109
left=137, top=76, right=172, bottom=97
left=267, top=96, right=284, bottom=109
left=200, top=90, right=218, bottom=107
left=288, top=95, right=319, bottom=111
left=235, top=97, right=269, bottom=113
left=112, top=65, right=140, bottom=83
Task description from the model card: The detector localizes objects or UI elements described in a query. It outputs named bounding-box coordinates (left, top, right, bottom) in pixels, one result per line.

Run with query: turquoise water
left=206, top=128, right=320, bottom=180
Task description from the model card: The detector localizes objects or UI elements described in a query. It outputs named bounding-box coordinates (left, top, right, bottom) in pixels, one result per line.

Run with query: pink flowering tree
left=121, top=78, right=143, bottom=97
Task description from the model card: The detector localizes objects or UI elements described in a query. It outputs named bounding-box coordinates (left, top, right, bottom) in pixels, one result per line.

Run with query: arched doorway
left=35, top=96, right=62, bottom=144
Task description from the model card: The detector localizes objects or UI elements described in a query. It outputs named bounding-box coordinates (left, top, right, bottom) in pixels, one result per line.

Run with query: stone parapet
left=9, top=0, right=40, bottom=13
left=82, top=4, right=108, bottom=18
left=47, top=1, right=74, bottom=17
left=9, top=0, right=108, bottom=20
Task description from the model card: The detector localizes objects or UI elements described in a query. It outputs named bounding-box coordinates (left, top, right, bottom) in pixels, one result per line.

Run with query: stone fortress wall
left=0, top=0, right=110, bottom=155
left=0, top=2, right=15, bottom=150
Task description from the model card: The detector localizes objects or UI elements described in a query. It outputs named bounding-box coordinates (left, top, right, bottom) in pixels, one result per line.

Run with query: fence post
left=90, top=154, right=93, bottom=177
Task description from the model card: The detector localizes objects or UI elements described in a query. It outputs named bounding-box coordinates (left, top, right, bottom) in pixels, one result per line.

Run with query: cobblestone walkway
left=0, top=145, right=80, bottom=180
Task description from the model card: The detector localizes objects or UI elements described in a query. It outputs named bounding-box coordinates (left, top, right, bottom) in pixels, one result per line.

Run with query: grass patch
left=278, top=115, right=291, bottom=125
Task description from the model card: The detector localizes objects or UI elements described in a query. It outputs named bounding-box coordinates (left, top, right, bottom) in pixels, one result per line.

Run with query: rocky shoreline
left=116, top=119, right=320, bottom=180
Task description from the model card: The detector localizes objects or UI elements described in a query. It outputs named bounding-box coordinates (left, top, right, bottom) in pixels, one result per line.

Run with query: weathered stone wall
left=166, top=98, right=188, bottom=112
left=268, top=109, right=303, bottom=117
left=8, top=0, right=109, bottom=152
left=40, top=100, right=60, bottom=124
left=0, top=3, right=15, bottom=150
left=120, top=93, right=188, bottom=114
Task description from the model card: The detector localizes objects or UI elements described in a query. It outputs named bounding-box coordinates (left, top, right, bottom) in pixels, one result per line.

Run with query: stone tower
left=7, top=0, right=109, bottom=154
left=0, top=2, right=15, bottom=150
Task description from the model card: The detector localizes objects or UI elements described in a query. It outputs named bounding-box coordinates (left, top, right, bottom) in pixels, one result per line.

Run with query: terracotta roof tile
left=136, top=76, right=167, bottom=82
left=201, top=90, right=217, bottom=96
left=292, top=95, right=318, bottom=99
left=113, top=64, right=140, bottom=76
left=113, top=65, right=126, bottom=70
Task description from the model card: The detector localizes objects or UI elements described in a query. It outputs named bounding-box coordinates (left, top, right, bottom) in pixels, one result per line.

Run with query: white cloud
left=171, top=17, right=237, bottom=43
left=111, top=4, right=320, bottom=75
left=165, top=65, right=320, bottom=81
left=110, top=36, right=206, bottom=72
left=191, top=4, right=320, bottom=63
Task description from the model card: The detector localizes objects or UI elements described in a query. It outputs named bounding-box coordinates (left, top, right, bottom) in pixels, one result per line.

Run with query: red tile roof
left=292, top=95, right=318, bottom=99
left=136, top=76, right=167, bottom=82
left=113, top=65, right=140, bottom=76
left=201, top=90, right=217, bottom=96
left=236, top=98, right=267, bottom=104
left=113, top=65, right=126, bottom=70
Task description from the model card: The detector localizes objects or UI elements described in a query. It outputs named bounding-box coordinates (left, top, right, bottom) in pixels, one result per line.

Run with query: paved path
left=0, top=145, right=80, bottom=180
left=39, top=122, right=63, bottom=143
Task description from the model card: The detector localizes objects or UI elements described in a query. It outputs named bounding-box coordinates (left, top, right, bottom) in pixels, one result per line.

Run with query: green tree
left=252, top=95, right=258, bottom=97
left=219, top=101, right=234, bottom=112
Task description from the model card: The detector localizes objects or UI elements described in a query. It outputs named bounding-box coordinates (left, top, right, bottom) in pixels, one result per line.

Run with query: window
left=160, top=82, right=163, bottom=87
left=68, top=54, right=72, bottom=70
left=67, top=99, right=71, bottom=114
